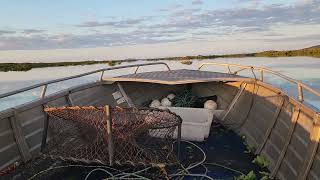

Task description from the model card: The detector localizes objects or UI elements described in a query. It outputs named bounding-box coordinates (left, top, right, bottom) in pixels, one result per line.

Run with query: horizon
left=0, top=0, right=320, bottom=62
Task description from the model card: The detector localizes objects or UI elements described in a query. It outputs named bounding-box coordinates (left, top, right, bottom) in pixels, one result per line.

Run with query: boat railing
left=0, top=62, right=171, bottom=100
left=198, top=62, right=320, bottom=103
left=0, top=61, right=319, bottom=108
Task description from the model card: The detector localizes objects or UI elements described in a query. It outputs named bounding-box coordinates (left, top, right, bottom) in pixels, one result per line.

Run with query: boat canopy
left=103, top=69, right=252, bottom=85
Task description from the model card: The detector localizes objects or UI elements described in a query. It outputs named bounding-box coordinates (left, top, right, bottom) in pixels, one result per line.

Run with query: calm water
left=0, top=57, right=319, bottom=111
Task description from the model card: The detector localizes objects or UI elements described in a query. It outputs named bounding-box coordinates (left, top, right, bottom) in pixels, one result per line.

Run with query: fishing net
left=42, top=106, right=182, bottom=165
left=2, top=155, right=168, bottom=180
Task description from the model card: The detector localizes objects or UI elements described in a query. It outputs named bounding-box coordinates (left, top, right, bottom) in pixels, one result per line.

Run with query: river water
left=0, top=57, right=319, bottom=111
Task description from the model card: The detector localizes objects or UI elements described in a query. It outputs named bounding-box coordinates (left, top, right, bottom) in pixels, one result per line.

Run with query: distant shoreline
left=0, top=46, right=319, bottom=72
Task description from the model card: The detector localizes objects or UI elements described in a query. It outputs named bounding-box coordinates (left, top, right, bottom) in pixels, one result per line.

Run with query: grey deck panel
left=104, top=69, right=251, bottom=84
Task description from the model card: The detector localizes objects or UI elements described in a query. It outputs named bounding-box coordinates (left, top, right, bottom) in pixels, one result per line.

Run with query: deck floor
left=2, top=122, right=267, bottom=180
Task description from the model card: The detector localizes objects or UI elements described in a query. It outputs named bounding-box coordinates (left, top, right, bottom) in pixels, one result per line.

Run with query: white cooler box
left=150, top=107, right=214, bottom=142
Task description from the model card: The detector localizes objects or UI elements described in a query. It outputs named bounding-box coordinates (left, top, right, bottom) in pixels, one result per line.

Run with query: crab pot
left=42, top=106, right=182, bottom=165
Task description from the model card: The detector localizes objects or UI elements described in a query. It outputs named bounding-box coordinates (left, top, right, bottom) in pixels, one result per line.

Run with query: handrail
left=198, top=62, right=320, bottom=102
left=1, top=61, right=319, bottom=106
left=0, top=62, right=171, bottom=99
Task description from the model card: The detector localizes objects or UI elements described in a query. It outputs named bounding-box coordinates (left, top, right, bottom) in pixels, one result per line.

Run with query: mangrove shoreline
left=1, top=46, right=319, bottom=72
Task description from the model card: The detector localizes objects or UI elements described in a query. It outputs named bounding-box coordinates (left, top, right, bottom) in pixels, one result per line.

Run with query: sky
left=0, top=0, right=320, bottom=62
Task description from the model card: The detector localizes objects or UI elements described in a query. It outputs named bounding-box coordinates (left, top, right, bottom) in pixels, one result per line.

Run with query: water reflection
left=0, top=57, right=319, bottom=111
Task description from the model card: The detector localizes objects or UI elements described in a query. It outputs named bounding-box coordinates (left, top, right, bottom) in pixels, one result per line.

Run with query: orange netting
left=42, top=106, right=182, bottom=165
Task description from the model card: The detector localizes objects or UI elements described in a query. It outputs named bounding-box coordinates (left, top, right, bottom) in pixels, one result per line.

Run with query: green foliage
left=244, top=144, right=256, bottom=154
left=186, top=146, right=194, bottom=153
left=240, top=135, right=270, bottom=179
left=172, top=89, right=197, bottom=107
left=0, top=60, right=124, bottom=72
left=107, top=61, right=122, bottom=66
left=252, top=155, right=269, bottom=168
left=254, top=47, right=320, bottom=58
left=1, top=46, right=319, bottom=72
left=180, top=60, right=193, bottom=65
left=241, top=135, right=256, bottom=154
left=259, top=171, right=269, bottom=180
left=0, top=63, right=33, bottom=72
left=234, top=171, right=256, bottom=180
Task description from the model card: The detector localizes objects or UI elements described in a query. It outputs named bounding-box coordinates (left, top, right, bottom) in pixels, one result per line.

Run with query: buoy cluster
left=149, top=93, right=217, bottom=110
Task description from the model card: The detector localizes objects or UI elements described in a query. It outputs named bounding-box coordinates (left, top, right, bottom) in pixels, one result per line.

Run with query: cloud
left=192, top=0, right=203, bottom=5
left=0, top=30, right=16, bottom=36
left=76, top=21, right=116, bottom=27
left=0, top=28, right=186, bottom=50
left=156, top=3, right=183, bottom=12
left=159, top=1, right=320, bottom=35
left=263, top=33, right=320, bottom=42
left=235, top=0, right=264, bottom=8
left=22, top=29, right=46, bottom=34
left=76, top=17, right=152, bottom=28
left=0, top=1, right=320, bottom=50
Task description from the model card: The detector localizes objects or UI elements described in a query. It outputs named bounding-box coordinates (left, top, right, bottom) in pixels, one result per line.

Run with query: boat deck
left=2, top=122, right=267, bottom=179
left=103, top=69, right=251, bottom=84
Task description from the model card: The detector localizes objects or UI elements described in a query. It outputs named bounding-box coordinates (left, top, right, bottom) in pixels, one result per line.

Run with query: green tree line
left=0, top=46, right=319, bottom=72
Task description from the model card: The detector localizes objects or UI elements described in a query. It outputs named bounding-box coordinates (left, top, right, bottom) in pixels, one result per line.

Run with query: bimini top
left=103, top=69, right=251, bottom=85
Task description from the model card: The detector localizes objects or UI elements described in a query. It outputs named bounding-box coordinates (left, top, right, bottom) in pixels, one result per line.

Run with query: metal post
left=227, top=66, right=232, bottom=74
left=260, top=69, right=264, bottom=82
left=99, top=71, right=105, bottom=81
left=41, top=110, right=49, bottom=152
left=66, top=92, right=74, bottom=106
left=10, top=110, right=32, bottom=161
left=105, top=105, right=114, bottom=166
left=297, top=84, right=304, bottom=102
left=40, top=85, right=47, bottom=99
left=134, top=66, right=140, bottom=74
left=177, top=122, right=182, bottom=161
left=117, top=82, right=135, bottom=108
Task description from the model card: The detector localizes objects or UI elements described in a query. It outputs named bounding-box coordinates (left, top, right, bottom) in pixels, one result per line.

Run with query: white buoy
left=204, top=100, right=217, bottom=110
left=149, top=100, right=161, bottom=108
left=161, top=98, right=172, bottom=107
left=167, top=93, right=176, bottom=100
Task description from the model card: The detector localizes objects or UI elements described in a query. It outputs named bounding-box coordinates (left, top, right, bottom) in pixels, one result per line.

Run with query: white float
left=149, top=99, right=161, bottom=108
left=161, top=98, right=172, bottom=107
left=167, top=93, right=176, bottom=100
left=204, top=100, right=217, bottom=110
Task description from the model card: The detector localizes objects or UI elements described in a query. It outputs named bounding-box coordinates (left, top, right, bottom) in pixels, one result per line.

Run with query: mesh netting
left=42, top=106, right=182, bottom=165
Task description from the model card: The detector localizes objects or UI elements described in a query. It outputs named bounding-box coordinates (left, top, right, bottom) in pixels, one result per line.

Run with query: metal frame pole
left=99, top=71, right=105, bottom=81
left=297, top=84, right=304, bottom=102
left=177, top=122, right=182, bottom=161
left=41, top=106, right=49, bottom=152
left=40, top=85, right=47, bottom=99
left=105, top=105, right=114, bottom=166
left=260, top=69, right=264, bottom=82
